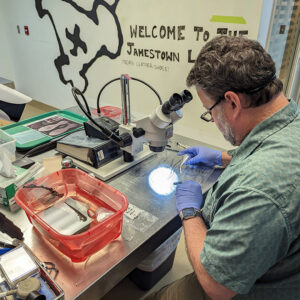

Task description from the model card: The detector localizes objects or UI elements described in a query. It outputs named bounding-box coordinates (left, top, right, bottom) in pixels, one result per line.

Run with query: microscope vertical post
left=120, top=75, right=131, bottom=125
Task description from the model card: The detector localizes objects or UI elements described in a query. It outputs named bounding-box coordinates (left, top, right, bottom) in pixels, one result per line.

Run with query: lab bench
left=0, top=135, right=222, bottom=299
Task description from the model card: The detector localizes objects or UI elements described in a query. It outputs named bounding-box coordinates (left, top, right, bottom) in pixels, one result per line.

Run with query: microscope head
left=136, top=90, right=193, bottom=153
left=119, top=89, right=193, bottom=155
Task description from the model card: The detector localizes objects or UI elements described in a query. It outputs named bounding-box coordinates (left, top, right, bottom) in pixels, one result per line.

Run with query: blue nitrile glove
left=178, top=146, right=222, bottom=168
left=175, top=180, right=203, bottom=213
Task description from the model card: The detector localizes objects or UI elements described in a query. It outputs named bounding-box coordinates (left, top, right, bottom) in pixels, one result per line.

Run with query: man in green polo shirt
left=145, top=36, right=300, bottom=299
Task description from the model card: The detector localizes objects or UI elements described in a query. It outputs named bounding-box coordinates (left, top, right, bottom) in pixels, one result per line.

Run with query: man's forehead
left=196, top=89, right=213, bottom=103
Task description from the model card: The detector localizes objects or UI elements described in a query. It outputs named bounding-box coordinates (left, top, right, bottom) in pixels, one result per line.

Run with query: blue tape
left=0, top=248, right=11, bottom=255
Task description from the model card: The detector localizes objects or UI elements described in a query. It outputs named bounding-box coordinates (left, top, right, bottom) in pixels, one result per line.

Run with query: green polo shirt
left=200, top=100, right=300, bottom=299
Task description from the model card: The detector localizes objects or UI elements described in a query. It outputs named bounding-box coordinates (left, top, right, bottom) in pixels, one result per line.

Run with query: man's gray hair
left=187, top=36, right=283, bottom=107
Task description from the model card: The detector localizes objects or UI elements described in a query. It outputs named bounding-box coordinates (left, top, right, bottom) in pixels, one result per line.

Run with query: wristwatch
left=179, top=207, right=202, bottom=221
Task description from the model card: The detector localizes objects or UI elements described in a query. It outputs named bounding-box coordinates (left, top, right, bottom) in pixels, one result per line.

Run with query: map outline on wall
left=35, top=0, right=123, bottom=93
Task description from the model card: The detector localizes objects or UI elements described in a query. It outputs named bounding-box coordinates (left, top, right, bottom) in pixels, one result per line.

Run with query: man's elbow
left=195, top=267, right=237, bottom=300
left=204, top=286, right=236, bottom=300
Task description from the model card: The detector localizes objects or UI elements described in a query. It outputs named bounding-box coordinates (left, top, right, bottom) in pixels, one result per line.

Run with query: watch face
left=183, top=207, right=196, bottom=216
left=181, top=207, right=199, bottom=220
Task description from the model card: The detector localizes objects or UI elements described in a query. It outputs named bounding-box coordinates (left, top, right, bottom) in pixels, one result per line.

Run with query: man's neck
left=252, top=93, right=289, bottom=123
left=235, top=93, right=289, bottom=145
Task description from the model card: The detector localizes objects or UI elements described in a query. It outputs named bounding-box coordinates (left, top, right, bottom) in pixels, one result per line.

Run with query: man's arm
left=221, top=152, right=232, bottom=168
left=183, top=217, right=237, bottom=300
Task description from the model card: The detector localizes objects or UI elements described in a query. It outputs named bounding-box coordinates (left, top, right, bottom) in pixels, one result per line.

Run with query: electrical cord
left=21, top=77, right=160, bottom=158
left=131, top=77, right=162, bottom=104
left=72, top=76, right=162, bottom=147
left=72, top=87, right=125, bottom=146
left=72, top=87, right=91, bottom=116
left=96, top=76, right=162, bottom=115
left=96, top=78, right=120, bottom=115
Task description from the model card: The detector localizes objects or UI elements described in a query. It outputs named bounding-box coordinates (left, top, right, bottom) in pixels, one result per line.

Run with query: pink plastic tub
left=15, top=168, right=128, bottom=262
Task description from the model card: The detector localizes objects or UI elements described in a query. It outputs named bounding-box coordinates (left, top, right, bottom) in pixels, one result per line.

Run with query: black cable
left=73, top=88, right=91, bottom=116
left=72, top=87, right=125, bottom=146
left=131, top=77, right=162, bottom=104
left=96, top=76, right=162, bottom=115
left=96, top=78, right=120, bottom=115
left=23, top=77, right=161, bottom=157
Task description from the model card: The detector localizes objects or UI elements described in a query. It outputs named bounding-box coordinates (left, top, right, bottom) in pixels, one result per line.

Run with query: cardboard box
left=0, top=119, right=12, bottom=127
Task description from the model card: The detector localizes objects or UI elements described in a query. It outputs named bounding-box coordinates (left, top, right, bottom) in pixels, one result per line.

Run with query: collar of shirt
left=230, top=100, right=299, bottom=166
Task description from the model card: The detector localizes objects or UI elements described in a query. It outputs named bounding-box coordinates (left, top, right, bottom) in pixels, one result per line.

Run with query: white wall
left=0, top=0, right=14, bottom=81
left=1, top=0, right=74, bottom=107
left=0, top=0, right=265, bottom=150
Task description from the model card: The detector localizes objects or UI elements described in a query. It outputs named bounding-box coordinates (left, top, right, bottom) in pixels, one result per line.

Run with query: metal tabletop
left=1, top=135, right=222, bottom=299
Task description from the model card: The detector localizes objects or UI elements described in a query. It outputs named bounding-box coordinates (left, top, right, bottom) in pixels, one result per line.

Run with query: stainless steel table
left=1, top=135, right=223, bottom=299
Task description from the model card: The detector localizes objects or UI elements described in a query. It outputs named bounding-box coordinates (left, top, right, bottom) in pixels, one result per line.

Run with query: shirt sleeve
left=200, top=188, right=289, bottom=294
left=227, top=148, right=237, bottom=157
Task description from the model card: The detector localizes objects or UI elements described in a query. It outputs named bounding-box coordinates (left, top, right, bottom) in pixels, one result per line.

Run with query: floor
left=101, top=232, right=193, bottom=300
left=19, top=100, right=194, bottom=299
left=20, top=99, right=57, bottom=120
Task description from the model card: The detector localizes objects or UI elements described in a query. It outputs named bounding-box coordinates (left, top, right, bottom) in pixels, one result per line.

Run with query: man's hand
left=175, top=180, right=203, bottom=213
left=178, top=146, right=222, bottom=168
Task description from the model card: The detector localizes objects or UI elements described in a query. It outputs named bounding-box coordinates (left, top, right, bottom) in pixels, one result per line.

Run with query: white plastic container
left=0, top=129, right=16, bottom=161
left=137, top=227, right=183, bottom=272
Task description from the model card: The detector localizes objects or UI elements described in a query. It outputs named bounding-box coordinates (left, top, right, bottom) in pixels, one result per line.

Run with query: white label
left=124, top=203, right=142, bottom=220
left=98, top=150, right=104, bottom=160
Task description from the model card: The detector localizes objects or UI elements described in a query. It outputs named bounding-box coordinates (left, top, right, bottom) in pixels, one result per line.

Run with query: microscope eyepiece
left=161, top=90, right=193, bottom=115
left=181, top=90, right=193, bottom=103
left=162, top=93, right=183, bottom=114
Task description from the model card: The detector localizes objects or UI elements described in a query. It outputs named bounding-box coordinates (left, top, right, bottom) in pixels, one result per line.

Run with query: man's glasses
left=200, top=97, right=224, bottom=122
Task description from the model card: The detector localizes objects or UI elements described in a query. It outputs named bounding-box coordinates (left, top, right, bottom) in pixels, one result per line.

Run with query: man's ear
left=224, top=91, right=242, bottom=120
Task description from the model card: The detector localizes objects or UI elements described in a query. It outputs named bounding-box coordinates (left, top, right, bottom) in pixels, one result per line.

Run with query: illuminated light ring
left=148, top=165, right=179, bottom=196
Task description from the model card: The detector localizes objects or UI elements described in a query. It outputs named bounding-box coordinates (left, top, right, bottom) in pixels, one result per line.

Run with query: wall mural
left=35, top=0, right=123, bottom=93
left=120, top=14, right=251, bottom=77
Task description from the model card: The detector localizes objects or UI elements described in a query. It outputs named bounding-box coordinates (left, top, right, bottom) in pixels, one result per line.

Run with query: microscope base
left=68, top=147, right=155, bottom=181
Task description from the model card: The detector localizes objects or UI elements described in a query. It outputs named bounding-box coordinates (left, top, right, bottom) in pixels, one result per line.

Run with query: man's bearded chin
left=223, top=124, right=236, bottom=146
left=219, top=111, right=236, bottom=146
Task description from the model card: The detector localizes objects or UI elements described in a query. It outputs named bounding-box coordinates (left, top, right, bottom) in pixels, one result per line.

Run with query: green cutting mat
left=1, top=110, right=87, bottom=150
